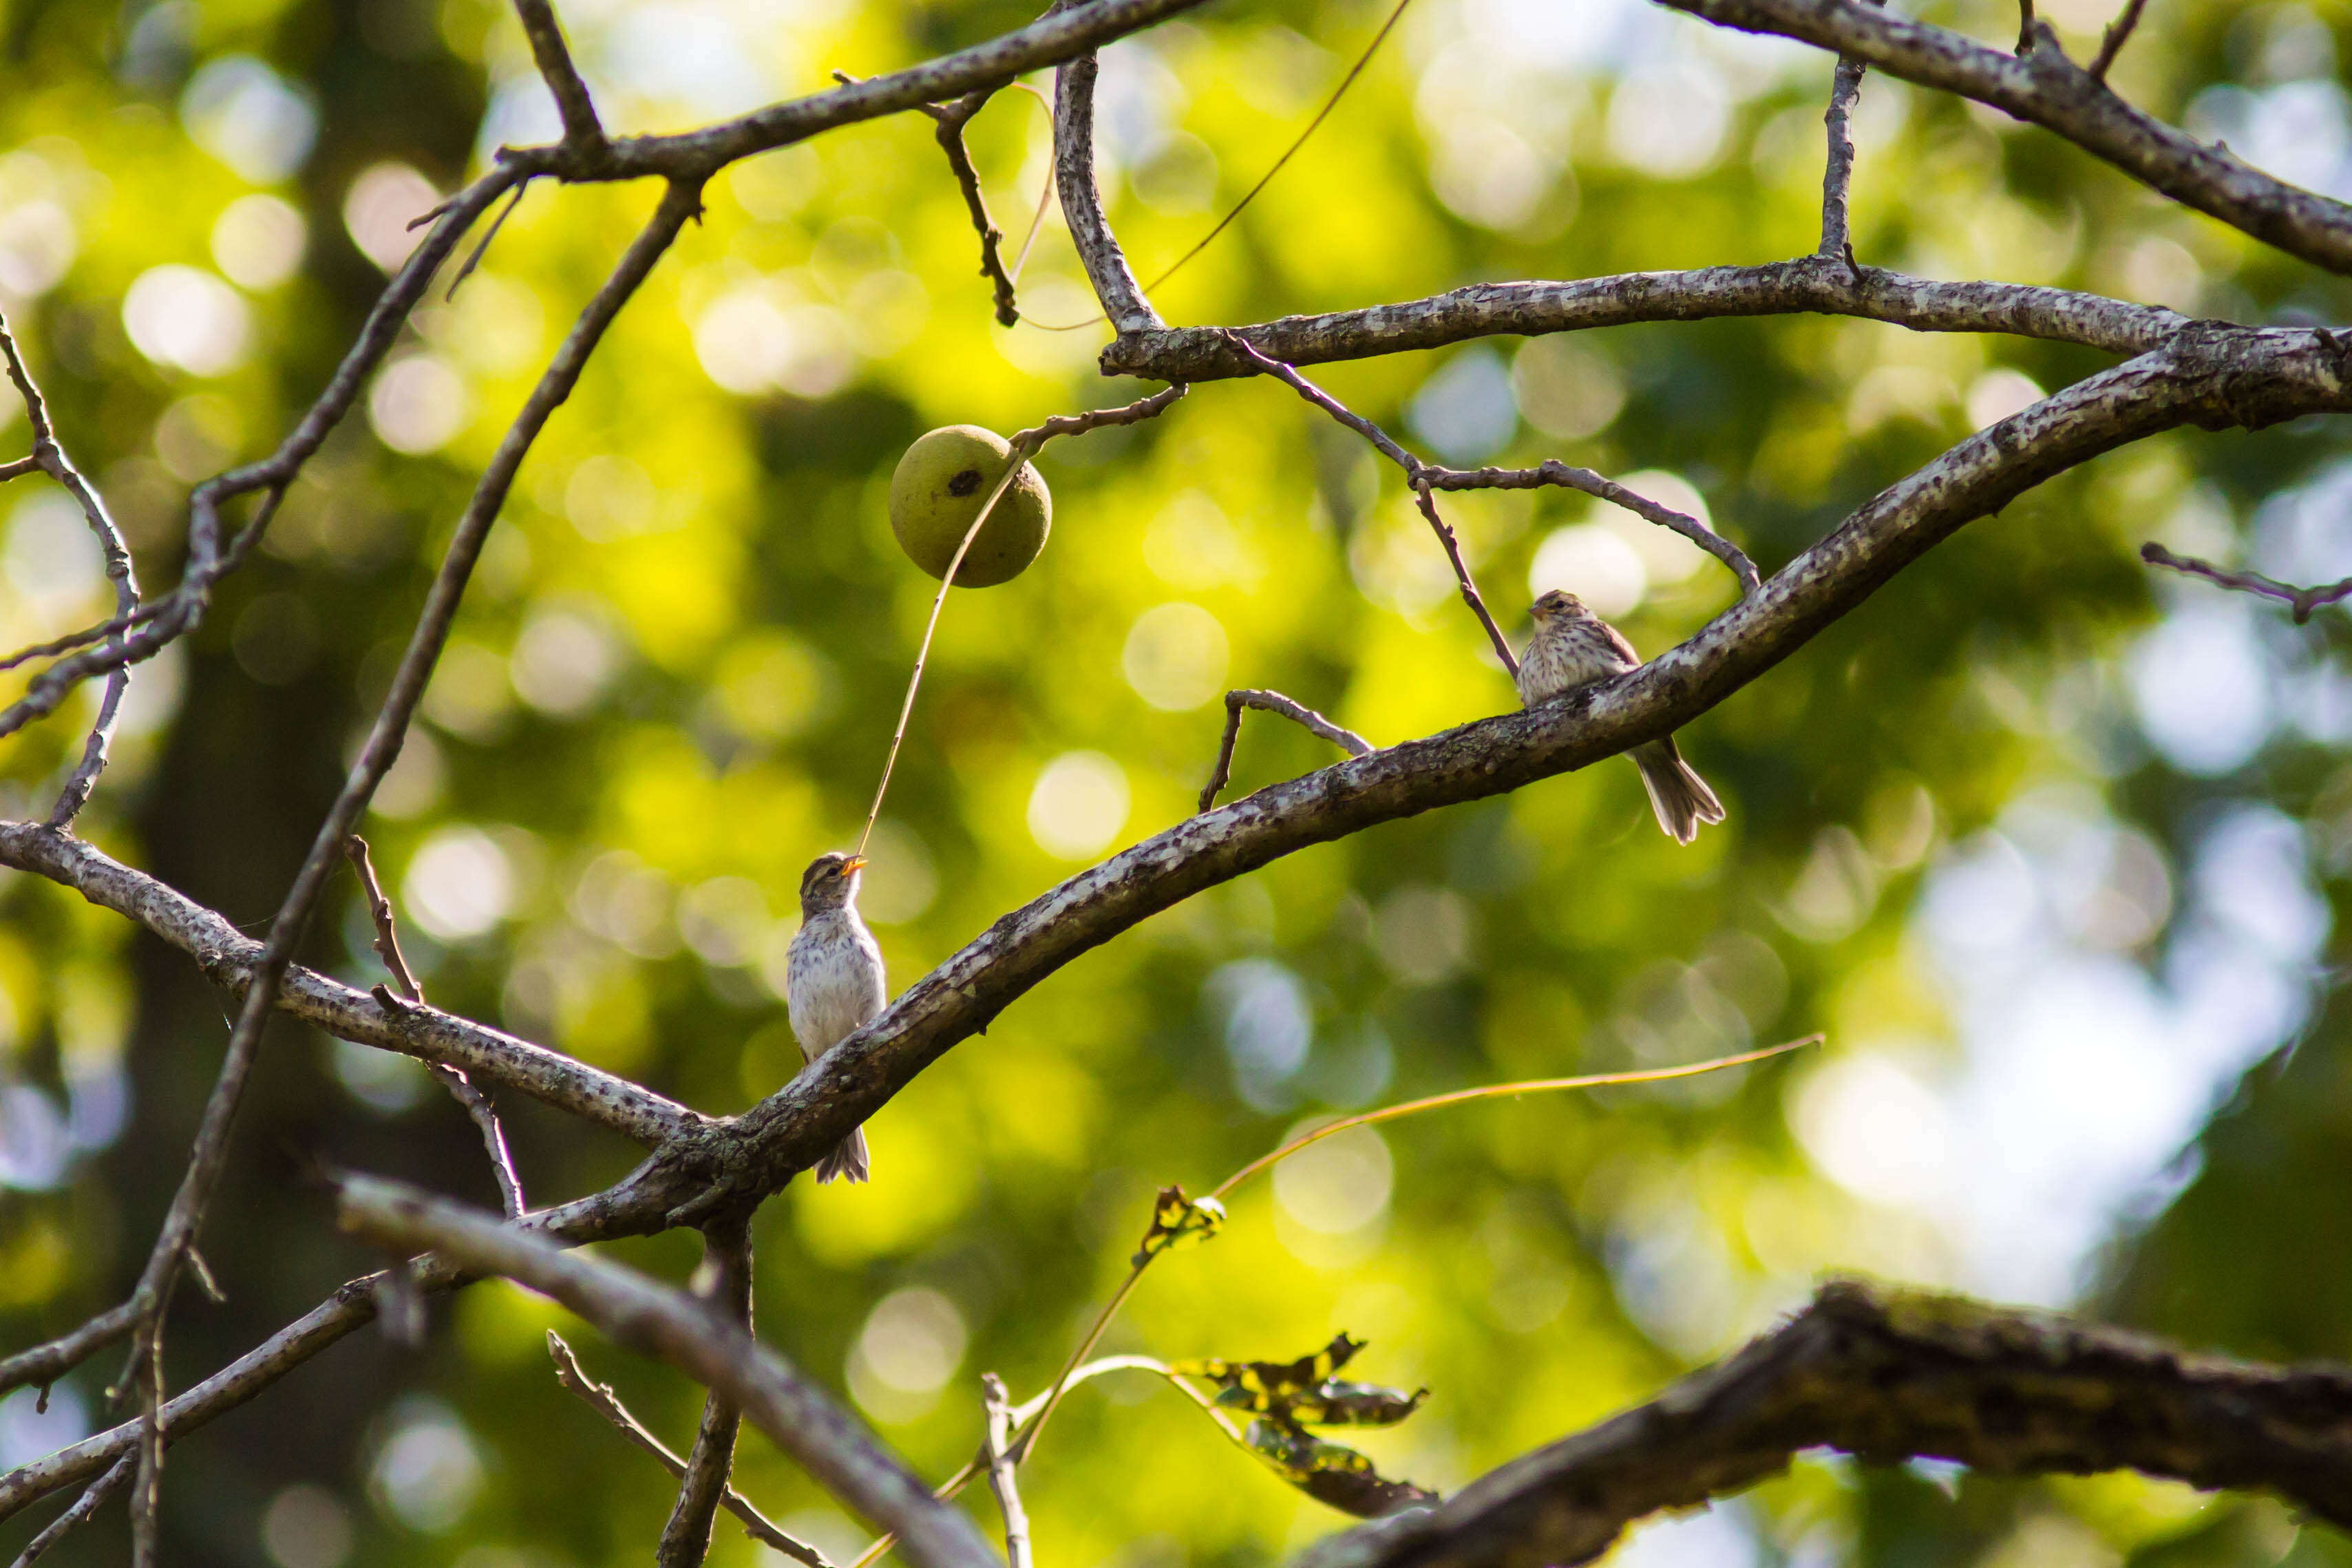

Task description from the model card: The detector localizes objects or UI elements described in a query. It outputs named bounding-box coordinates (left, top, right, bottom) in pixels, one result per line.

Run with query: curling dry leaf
left=1133, top=1183, right=1227, bottom=1266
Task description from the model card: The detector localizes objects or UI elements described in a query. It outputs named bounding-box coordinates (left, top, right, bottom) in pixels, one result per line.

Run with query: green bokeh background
left=1, top=0, right=2351, bottom=1561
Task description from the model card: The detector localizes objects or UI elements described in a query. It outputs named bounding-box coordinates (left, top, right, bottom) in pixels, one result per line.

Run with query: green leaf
left=1242, top=1419, right=1438, bottom=1518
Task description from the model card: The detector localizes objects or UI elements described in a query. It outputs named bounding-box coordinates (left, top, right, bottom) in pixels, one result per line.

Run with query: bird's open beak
left=841, top=856, right=868, bottom=873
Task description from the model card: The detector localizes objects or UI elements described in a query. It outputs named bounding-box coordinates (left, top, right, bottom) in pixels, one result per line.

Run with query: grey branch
left=335, top=1176, right=1000, bottom=1568
left=923, top=88, right=1022, bottom=327
left=0, top=167, right=523, bottom=750
left=0, top=1170, right=684, bottom=1525
left=0, top=311, right=140, bottom=830
left=2139, top=541, right=2352, bottom=622
left=1103, top=259, right=2188, bottom=380
left=9, top=1452, right=129, bottom=1567
left=0, top=821, right=700, bottom=1147
left=511, top=0, right=606, bottom=148
left=1200, top=689, right=1377, bottom=813
left=658, top=324, right=2351, bottom=1209
left=1297, top=1278, right=2352, bottom=1568
left=658, top=1218, right=754, bottom=1568
left=982, top=1374, right=1032, bottom=1568
left=1819, top=60, right=1867, bottom=259
left=2088, top=0, right=2151, bottom=81
left=1054, top=50, right=1163, bottom=334
left=1659, top=0, right=2352, bottom=276
left=1421, top=461, right=1761, bottom=596
left=549, top=1330, right=834, bottom=1567
left=346, top=834, right=526, bottom=1217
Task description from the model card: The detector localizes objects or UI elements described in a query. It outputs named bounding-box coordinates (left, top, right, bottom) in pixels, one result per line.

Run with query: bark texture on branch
left=1101, top=259, right=2189, bottom=379
left=1300, top=1279, right=2352, bottom=1568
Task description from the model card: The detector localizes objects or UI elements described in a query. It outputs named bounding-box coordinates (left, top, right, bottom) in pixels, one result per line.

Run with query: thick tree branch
left=1103, top=259, right=2187, bottom=380
left=335, top=1176, right=1001, bottom=1568
left=1054, top=50, right=1162, bottom=335
left=1297, top=1279, right=2352, bottom=1568
left=1659, top=0, right=2352, bottom=276
left=0, top=823, right=699, bottom=1152
left=511, top=0, right=606, bottom=149
left=647, top=323, right=2350, bottom=1212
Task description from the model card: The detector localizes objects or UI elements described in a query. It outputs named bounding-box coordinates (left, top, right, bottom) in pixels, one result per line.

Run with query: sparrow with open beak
left=785, top=850, right=884, bottom=1183
left=1517, top=588, right=1725, bottom=844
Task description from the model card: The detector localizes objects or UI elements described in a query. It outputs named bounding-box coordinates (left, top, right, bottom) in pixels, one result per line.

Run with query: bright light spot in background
left=262, top=1483, right=355, bottom=1568
left=677, top=876, right=767, bottom=967
left=0, top=199, right=76, bottom=297
left=1606, top=59, right=1731, bottom=178
left=0, top=1087, right=68, bottom=1189
left=692, top=288, right=854, bottom=399
left=1514, top=338, right=1627, bottom=441
left=849, top=1288, right=968, bottom=1424
left=1121, top=602, right=1229, bottom=711
left=211, top=194, right=307, bottom=290
left=1273, top=1123, right=1393, bottom=1234
left=857, top=820, right=940, bottom=926
left=2128, top=601, right=2275, bottom=774
left=509, top=604, right=621, bottom=716
left=597, top=0, right=775, bottom=118
left=1529, top=524, right=1645, bottom=618
left=123, top=265, right=253, bottom=377
left=1426, top=117, right=1555, bottom=231
left=1610, top=1501, right=1761, bottom=1568
left=1887, top=789, right=2329, bottom=1303
left=566, top=453, right=660, bottom=540
left=368, top=711, right=445, bottom=817
left=1964, top=368, right=2044, bottom=430
left=571, top=851, right=677, bottom=959
left=0, top=1384, right=86, bottom=1468
left=368, top=1397, right=484, bottom=1532
left=343, top=162, right=442, bottom=273
left=1209, top=958, right=1313, bottom=1110
left=1408, top=348, right=1518, bottom=465
left=1027, top=752, right=1129, bottom=860
left=6, top=490, right=103, bottom=611
left=402, top=826, right=513, bottom=942
left=1790, top=1051, right=1952, bottom=1209
left=1373, top=884, right=1474, bottom=984
left=1143, top=492, right=1260, bottom=592
left=330, top=1037, right=428, bottom=1114
left=181, top=55, right=319, bottom=183
left=368, top=353, right=469, bottom=455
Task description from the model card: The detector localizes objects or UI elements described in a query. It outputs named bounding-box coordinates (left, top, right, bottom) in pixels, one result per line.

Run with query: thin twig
left=0, top=456, right=37, bottom=483
left=658, top=1218, right=754, bottom=1568
left=1220, top=332, right=1519, bottom=670
left=1421, top=460, right=1762, bottom=595
left=2139, top=542, right=2352, bottom=623
left=446, top=178, right=533, bottom=302
left=104, top=181, right=701, bottom=1554
left=338, top=1176, right=997, bottom=1568
left=0, top=308, right=142, bottom=829
left=981, top=1375, right=1031, bottom=1568
left=1820, top=60, right=1867, bottom=257
left=2016, top=0, right=2037, bottom=52
left=1199, top=689, right=1374, bottom=812
left=2088, top=0, right=2148, bottom=79
left=549, top=1333, right=832, bottom=1567
left=10, top=1453, right=131, bottom=1567
left=512, top=0, right=606, bottom=149
left=855, top=383, right=1189, bottom=857
left=927, top=89, right=1021, bottom=327
left=346, top=836, right=525, bottom=1217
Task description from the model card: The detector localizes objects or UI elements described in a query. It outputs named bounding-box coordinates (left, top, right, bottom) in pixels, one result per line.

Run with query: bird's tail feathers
left=1633, top=739, right=1726, bottom=846
left=815, top=1125, right=871, bottom=1185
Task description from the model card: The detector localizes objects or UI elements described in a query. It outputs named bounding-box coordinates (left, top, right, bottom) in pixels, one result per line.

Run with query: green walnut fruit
left=887, top=425, right=1052, bottom=587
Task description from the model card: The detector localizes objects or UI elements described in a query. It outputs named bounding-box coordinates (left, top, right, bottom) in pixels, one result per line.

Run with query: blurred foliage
left=0, top=0, right=2348, bottom=1562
